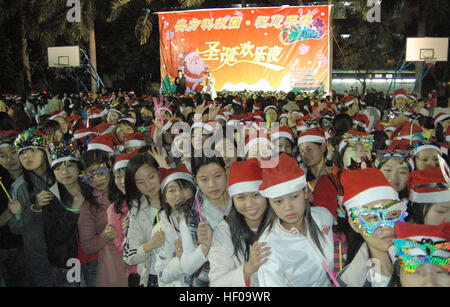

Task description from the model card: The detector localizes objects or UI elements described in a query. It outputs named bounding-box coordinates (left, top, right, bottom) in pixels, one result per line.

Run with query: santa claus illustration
left=178, top=50, right=208, bottom=92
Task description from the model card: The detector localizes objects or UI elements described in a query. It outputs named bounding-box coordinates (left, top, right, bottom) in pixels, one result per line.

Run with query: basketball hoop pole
left=80, top=48, right=105, bottom=92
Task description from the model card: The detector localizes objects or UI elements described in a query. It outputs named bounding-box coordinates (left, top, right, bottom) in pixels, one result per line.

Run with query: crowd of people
left=0, top=86, right=448, bottom=287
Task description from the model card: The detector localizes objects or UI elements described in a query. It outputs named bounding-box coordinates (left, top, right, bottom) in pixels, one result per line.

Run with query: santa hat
left=67, top=115, right=84, bottom=133
left=232, top=97, right=242, bottom=106
left=353, top=113, right=370, bottom=132
left=73, top=128, right=98, bottom=141
left=264, top=105, right=277, bottom=114
left=390, top=89, right=408, bottom=100
left=123, top=132, right=146, bottom=150
left=48, top=140, right=79, bottom=168
left=410, top=140, right=441, bottom=157
left=446, top=127, right=450, bottom=143
left=259, top=153, right=306, bottom=199
left=340, top=96, right=358, bottom=107
left=120, top=117, right=136, bottom=124
left=253, top=102, right=261, bottom=111
left=92, top=122, right=115, bottom=135
left=0, top=129, right=18, bottom=148
left=341, top=168, right=399, bottom=210
left=279, top=112, right=289, bottom=120
left=228, top=158, right=263, bottom=197
left=394, top=222, right=450, bottom=244
left=407, top=166, right=450, bottom=203
left=89, top=105, right=107, bottom=119
left=244, top=131, right=274, bottom=156
left=434, top=113, right=450, bottom=126
left=409, top=94, right=418, bottom=101
left=297, top=127, right=326, bottom=146
left=107, top=108, right=122, bottom=116
left=113, top=150, right=138, bottom=172
left=295, top=114, right=317, bottom=132
left=215, top=110, right=229, bottom=122
left=391, top=122, right=423, bottom=141
left=271, top=126, right=295, bottom=144
left=159, top=163, right=195, bottom=192
left=87, top=133, right=120, bottom=154
left=49, top=110, right=66, bottom=121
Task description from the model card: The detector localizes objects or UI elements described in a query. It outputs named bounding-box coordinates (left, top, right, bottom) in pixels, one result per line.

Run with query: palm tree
left=108, top=0, right=206, bottom=46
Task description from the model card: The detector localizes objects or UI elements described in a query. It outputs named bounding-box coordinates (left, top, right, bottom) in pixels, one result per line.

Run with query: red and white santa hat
left=264, top=105, right=277, bottom=114
left=227, top=158, right=263, bottom=197
left=353, top=113, right=370, bottom=132
left=215, top=110, right=229, bottom=122
left=340, top=96, right=358, bottom=107
left=244, top=131, right=274, bottom=155
left=390, top=89, right=408, bottom=100
left=232, top=97, right=242, bottom=106
left=391, top=122, right=423, bottom=141
left=271, top=126, right=295, bottom=144
left=394, top=221, right=450, bottom=243
left=48, top=110, right=66, bottom=121
left=123, top=131, right=146, bottom=150
left=259, top=153, right=306, bottom=199
left=297, top=127, right=326, bottom=146
left=407, top=166, right=450, bottom=204
left=434, top=112, right=450, bottom=126
left=446, top=127, right=450, bottom=143
left=113, top=150, right=138, bottom=172
left=92, top=122, right=115, bottom=135
left=253, top=101, right=261, bottom=111
left=89, top=105, right=108, bottom=119
left=410, top=140, right=441, bottom=157
left=159, top=163, right=195, bottom=192
left=341, top=168, right=399, bottom=210
left=87, top=133, right=120, bottom=154
left=107, top=108, right=121, bottom=116
left=73, top=128, right=98, bottom=140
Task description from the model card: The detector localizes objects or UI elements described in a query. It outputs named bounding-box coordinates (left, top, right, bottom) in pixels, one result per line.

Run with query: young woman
left=336, top=168, right=408, bottom=287
left=106, top=150, right=139, bottom=286
left=153, top=164, right=197, bottom=287
left=0, top=129, right=27, bottom=286
left=271, top=126, right=295, bottom=156
left=411, top=141, right=442, bottom=171
left=41, top=140, right=92, bottom=287
left=257, top=153, right=335, bottom=286
left=77, top=149, right=129, bottom=287
left=9, top=128, right=56, bottom=286
left=122, top=152, right=165, bottom=287
left=388, top=222, right=449, bottom=287
left=209, top=158, right=271, bottom=287
left=407, top=166, right=450, bottom=225
left=181, top=155, right=230, bottom=287
left=375, top=150, right=412, bottom=199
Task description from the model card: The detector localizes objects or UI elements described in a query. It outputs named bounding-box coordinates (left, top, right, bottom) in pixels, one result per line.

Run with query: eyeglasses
left=393, top=239, right=450, bottom=273
left=350, top=200, right=408, bottom=237
left=79, top=163, right=108, bottom=185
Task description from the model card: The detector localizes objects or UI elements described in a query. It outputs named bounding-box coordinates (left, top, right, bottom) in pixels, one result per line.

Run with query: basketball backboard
left=405, top=37, right=448, bottom=63
left=48, top=46, right=80, bottom=67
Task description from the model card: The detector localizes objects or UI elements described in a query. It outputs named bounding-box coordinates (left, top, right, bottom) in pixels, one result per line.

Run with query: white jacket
left=209, top=220, right=259, bottom=287
left=152, top=210, right=188, bottom=287
left=257, top=206, right=335, bottom=287
left=122, top=195, right=158, bottom=287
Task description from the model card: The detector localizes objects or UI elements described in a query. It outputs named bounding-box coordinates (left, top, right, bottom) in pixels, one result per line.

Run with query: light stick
left=155, top=208, right=161, bottom=232
left=196, top=197, right=203, bottom=222
left=339, top=242, right=342, bottom=271
left=169, top=216, right=179, bottom=239
left=0, top=177, right=12, bottom=202
left=322, top=259, right=340, bottom=287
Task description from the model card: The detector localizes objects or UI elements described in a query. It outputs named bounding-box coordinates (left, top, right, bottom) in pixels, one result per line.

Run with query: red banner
left=158, top=6, right=331, bottom=94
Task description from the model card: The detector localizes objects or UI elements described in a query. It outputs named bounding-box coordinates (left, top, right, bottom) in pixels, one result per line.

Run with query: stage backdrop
left=158, top=6, right=331, bottom=94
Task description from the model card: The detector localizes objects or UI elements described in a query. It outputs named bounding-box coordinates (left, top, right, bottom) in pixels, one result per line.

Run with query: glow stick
left=339, top=242, right=342, bottom=271
left=0, top=177, right=12, bottom=202
left=169, top=216, right=179, bottom=239
left=155, top=208, right=161, bottom=232
left=322, top=259, right=340, bottom=287
left=196, top=197, right=203, bottom=222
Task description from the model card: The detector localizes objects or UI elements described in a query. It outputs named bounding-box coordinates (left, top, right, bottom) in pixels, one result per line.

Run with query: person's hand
left=197, top=222, right=212, bottom=247
left=244, top=242, right=271, bottom=279
left=8, top=200, right=22, bottom=215
left=208, top=103, right=221, bottom=121
left=71, top=192, right=85, bottom=210
left=148, top=146, right=170, bottom=168
left=175, top=238, right=183, bottom=259
left=122, top=216, right=129, bottom=235
left=287, top=112, right=301, bottom=128
left=102, top=224, right=118, bottom=240
left=36, top=191, right=53, bottom=208
left=144, top=231, right=166, bottom=253
left=194, top=102, right=208, bottom=122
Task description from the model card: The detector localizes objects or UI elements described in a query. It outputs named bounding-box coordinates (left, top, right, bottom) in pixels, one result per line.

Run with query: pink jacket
left=107, top=201, right=138, bottom=277
left=78, top=190, right=128, bottom=287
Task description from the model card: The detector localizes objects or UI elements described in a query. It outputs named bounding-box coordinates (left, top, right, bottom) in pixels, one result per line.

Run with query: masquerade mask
left=79, top=162, right=108, bottom=185
left=393, top=239, right=449, bottom=273
left=350, top=200, right=408, bottom=236
left=342, top=133, right=374, bottom=152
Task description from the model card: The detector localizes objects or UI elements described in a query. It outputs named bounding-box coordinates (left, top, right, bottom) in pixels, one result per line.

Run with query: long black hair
left=407, top=202, right=433, bottom=224
left=124, top=151, right=161, bottom=211
left=110, top=169, right=127, bottom=216
left=20, top=148, right=55, bottom=196
left=226, top=198, right=272, bottom=261
left=80, top=149, right=113, bottom=214
left=160, top=179, right=197, bottom=222
left=191, top=155, right=226, bottom=178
